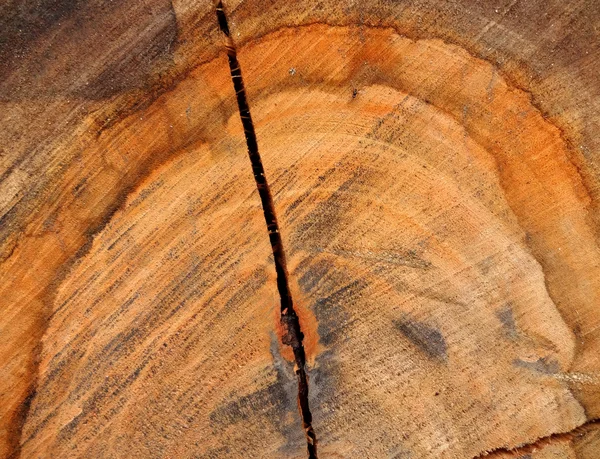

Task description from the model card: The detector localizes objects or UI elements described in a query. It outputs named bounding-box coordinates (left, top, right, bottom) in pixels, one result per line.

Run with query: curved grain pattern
left=1, top=0, right=599, bottom=458
left=229, top=24, right=599, bottom=456
left=19, top=105, right=304, bottom=457
left=0, top=1, right=220, bottom=455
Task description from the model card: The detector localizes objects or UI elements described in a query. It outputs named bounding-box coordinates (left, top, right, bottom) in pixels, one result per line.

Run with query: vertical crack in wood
left=214, top=2, right=318, bottom=458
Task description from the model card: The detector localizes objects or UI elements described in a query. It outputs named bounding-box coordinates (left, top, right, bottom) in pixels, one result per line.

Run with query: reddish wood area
left=1, top=0, right=599, bottom=457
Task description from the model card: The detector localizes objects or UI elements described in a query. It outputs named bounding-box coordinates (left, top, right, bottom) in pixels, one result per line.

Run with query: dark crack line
left=473, top=418, right=600, bottom=458
left=214, top=2, right=317, bottom=458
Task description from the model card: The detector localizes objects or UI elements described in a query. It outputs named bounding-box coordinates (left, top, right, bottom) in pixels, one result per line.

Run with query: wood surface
left=1, top=0, right=599, bottom=458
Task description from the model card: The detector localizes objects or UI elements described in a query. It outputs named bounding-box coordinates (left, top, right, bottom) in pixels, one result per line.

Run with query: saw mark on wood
left=215, top=2, right=318, bottom=458
left=473, top=418, right=600, bottom=458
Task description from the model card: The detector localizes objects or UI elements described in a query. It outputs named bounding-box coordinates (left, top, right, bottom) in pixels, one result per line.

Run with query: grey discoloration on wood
left=291, top=167, right=374, bottom=253
left=496, top=303, right=518, bottom=339
left=393, top=317, right=448, bottom=362
left=297, top=258, right=367, bottom=347
left=209, top=334, right=304, bottom=454
left=514, top=357, right=560, bottom=375
left=0, top=0, right=178, bottom=100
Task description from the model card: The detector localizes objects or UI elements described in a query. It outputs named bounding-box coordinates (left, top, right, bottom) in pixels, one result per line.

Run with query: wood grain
left=1, top=0, right=599, bottom=458
left=230, top=23, right=599, bottom=456
left=484, top=422, right=600, bottom=458
left=0, top=1, right=221, bottom=455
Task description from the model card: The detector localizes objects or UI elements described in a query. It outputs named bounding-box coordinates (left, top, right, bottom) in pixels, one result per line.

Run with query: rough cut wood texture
left=1, top=0, right=599, bottom=458
left=487, top=422, right=600, bottom=458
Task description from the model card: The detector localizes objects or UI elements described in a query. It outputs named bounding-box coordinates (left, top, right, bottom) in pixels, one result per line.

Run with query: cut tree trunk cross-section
left=1, top=1, right=599, bottom=458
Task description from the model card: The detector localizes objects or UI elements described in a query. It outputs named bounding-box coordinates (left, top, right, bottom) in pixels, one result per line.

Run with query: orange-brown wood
left=1, top=1, right=599, bottom=458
